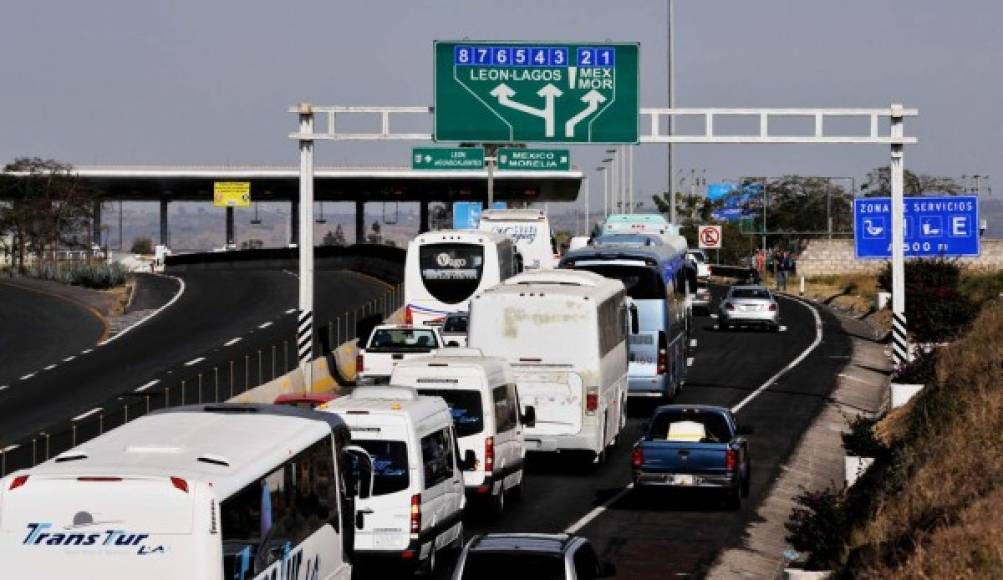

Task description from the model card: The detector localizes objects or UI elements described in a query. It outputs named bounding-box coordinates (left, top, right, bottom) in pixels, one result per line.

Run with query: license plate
left=741, top=305, right=758, bottom=312
left=673, top=474, right=695, bottom=486
left=629, top=335, right=654, bottom=345
left=524, top=439, right=542, bottom=450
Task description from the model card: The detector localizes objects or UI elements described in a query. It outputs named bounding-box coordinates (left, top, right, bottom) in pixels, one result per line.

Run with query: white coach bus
left=477, top=208, right=558, bottom=271
left=0, top=404, right=374, bottom=580
left=404, top=230, right=518, bottom=326
left=467, top=270, right=631, bottom=463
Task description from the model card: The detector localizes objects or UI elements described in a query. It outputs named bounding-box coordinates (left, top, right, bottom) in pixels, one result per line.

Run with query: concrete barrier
left=228, top=355, right=342, bottom=404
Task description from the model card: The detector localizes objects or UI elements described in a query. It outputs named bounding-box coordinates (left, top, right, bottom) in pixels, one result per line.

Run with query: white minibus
left=404, top=230, right=518, bottom=326
left=0, top=404, right=373, bottom=580
left=390, top=348, right=531, bottom=517
left=467, top=270, right=631, bottom=463
left=477, top=208, right=558, bottom=271
left=322, top=387, right=465, bottom=575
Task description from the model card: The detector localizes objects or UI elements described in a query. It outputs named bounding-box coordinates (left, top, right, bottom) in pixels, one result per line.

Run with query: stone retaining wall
left=797, top=239, right=1003, bottom=277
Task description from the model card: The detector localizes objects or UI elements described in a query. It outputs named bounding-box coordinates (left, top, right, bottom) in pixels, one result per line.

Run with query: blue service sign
left=853, top=195, right=980, bottom=259
left=453, top=201, right=507, bottom=229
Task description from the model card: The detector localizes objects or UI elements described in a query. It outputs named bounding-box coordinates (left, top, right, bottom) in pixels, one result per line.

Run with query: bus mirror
left=521, top=405, right=537, bottom=428
left=344, top=445, right=374, bottom=500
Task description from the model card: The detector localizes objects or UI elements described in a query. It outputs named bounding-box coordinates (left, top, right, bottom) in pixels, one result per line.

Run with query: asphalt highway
left=452, top=286, right=852, bottom=579
left=0, top=268, right=393, bottom=469
left=0, top=281, right=105, bottom=389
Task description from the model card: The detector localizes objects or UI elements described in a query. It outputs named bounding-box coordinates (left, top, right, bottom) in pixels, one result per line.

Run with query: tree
left=861, top=167, right=961, bottom=197
left=0, top=158, right=95, bottom=269
left=130, top=237, right=154, bottom=255
left=366, top=220, right=383, bottom=245
left=322, top=224, right=347, bottom=247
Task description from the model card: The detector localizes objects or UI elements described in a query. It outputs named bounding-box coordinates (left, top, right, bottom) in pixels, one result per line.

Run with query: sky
left=2, top=0, right=1000, bottom=213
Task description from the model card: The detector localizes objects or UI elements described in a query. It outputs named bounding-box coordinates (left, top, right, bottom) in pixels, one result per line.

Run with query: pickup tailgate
left=513, top=369, right=583, bottom=436
left=638, top=440, right=730, bottom=476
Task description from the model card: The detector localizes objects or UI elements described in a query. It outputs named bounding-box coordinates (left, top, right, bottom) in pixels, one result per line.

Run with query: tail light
left=725, top=302, right=735, bottom=311
left=586, top=388, right=599, bottom=415
left=631, top=447, right=644, bottom=468
left=404, top=305, right=413, bottom=325
left=356, top=354, right=364, bottom=373
left=170, top=476, right=189, bottom=493
left=8, top=475, right=28, bottom=490
left=410, top=494, right=421, bottom=534
left=484, top=437, right=495, bottom=472
left=725, top=449, right=738, bottom=471
left=768, top=303, right=778, bottom=312
left=657, top=332, right=668, bottom=375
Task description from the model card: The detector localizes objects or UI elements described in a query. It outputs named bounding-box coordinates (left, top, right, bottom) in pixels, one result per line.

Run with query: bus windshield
left=571, top=264, right=665, bottom=300
left=420, top=243, right=485, bottom=304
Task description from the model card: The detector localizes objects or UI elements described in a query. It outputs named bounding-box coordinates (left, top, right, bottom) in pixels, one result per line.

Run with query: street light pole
left=296, top=103, right=316, bottom=391
left=667, top=0, right=675, bottom=225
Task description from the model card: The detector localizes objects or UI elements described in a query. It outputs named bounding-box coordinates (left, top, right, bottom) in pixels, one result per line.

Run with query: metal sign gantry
left=291, top=104, right=917, bottom=374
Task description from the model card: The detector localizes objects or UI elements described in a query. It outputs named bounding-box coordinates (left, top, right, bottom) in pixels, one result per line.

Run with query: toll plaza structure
left=0, top=164, right=582, bottom=248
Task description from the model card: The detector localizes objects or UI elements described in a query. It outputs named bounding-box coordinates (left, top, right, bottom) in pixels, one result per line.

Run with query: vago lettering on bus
left=433, top=41, right=639, bottom=144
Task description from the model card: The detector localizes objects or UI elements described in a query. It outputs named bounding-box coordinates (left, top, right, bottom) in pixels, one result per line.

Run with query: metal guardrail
left=0, top=281, right=404, bottom=477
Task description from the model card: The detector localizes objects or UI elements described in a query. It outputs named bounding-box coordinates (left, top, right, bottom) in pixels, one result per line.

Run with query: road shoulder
left=707, top=302, right=891, bottom=579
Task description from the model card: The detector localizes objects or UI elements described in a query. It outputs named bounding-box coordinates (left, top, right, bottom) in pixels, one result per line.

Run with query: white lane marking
left=285, top=308, right=296, bottom=314
left=687, top=357, right=695, bottom=367
left=779, top=325, right=789, bottom=332
left=81, top=348, right=93, bottom=354
left=564, top=483, right=635, bottom=534
left=283, top=269, right=299, bottom=279
left=710, top=313, right=719, bottom=319
left=63, top=356, right=76, bottom=362
left=134, top=379, right=160, bottom=392
left=564, top=294, right=824, bottom=535
left=2, top=443, right=19, bottom=452
left=72, top=407, right=103, bottom=422
left=224, top=337, right=242, bottom=347
left=99, top=275, right=186, bottom=346
left=730, top=296, right=823, bottom=414
left=258, top=321, right=273, bottom=329
left=19, top=373, right=35, bottom=380
left=689, top=339, right=698, bottom=348
left=0, top=385, right=9, bottom=391
left=43, top=364, right=57, bottom=371
left=184, top=357, right=206, bottom=367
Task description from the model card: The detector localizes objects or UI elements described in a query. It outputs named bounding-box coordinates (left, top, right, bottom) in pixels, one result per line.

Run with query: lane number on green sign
left=497, top=148, right=570, bottom=171
left=434, top=41, right=639, bottom=144
left=412, top=147, right=485, bottom=170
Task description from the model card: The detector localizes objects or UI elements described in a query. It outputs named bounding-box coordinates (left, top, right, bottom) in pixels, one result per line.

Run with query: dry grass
left=843, top=302, right=1003, bottom=578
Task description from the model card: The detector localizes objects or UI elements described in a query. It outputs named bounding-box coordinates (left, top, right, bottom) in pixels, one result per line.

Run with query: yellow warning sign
left=213, top=182, right=251, bottom=208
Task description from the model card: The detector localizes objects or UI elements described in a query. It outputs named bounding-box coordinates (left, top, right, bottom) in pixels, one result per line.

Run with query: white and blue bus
left=0, top=404, right=374, bottom=580
left=560, top=234, right=694, bottom=400
left=404, top=230, right=518, bottom=327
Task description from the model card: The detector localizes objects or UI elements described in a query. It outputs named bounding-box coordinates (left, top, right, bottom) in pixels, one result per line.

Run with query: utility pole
left=667, top=0, right=675, bottom=225
left=890, top=104, right=908, bottom=367
left=485, top=144, right=498, bottom=207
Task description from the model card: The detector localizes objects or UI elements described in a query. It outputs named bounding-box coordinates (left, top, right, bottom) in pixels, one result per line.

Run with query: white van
left=390, top=349, right=531, bottom=517
left=478, top=208, right=558, bottom=271
left=322, top=386, right=465, bottom=575
left=0, top=404, right=372, bottom=580
left=468, top=270, right=631, bottom=463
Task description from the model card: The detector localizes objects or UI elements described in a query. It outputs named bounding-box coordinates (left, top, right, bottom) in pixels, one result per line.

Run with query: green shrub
left=959, top=270, right=1003, bottom=307
left=786, top=487, right=847, bottom=571
left=842, top=415, right=886, bottom=458
left=14, top=262, right=128, bottom=289
left=878, top=259, right=976, bottom=343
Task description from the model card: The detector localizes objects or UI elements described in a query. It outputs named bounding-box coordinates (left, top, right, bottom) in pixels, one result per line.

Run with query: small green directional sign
left=434, top=41, right=639, bottom=144
left=411, top=147, right=485, bottom=170
left=497, top=148, right=570, bottom=171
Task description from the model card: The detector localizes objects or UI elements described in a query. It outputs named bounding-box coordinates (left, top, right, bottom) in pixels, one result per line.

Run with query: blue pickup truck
left=631, top=405, right=752, bottom=509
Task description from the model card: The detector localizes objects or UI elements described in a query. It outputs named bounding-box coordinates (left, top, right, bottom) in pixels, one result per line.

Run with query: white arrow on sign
left=489, top=83, right=563, bottom=138
left=565, top=90, right=607, bottom=138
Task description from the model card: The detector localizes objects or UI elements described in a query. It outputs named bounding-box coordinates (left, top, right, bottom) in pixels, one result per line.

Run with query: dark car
left=452, top=533, right=615, bottom=580
left=631, top=405, right=752, bottom=509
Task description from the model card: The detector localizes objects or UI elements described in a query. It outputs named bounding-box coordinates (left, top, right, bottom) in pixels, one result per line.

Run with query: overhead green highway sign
left=497, top=148, right=570, bottom=171
left=411, top=147, right=485, bottom=170
left=434, top=41, right=639, bottom=144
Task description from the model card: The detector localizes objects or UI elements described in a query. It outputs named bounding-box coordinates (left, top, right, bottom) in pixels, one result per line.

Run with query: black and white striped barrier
left=891, top=311, right=908, bottom=366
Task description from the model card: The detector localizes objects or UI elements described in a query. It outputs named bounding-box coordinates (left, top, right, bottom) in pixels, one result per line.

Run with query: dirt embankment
left=842, top=301, right=1003, bottom=577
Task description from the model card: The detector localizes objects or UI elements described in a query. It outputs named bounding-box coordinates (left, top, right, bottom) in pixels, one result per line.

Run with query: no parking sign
left=698, top=225, right=722, bottom=250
